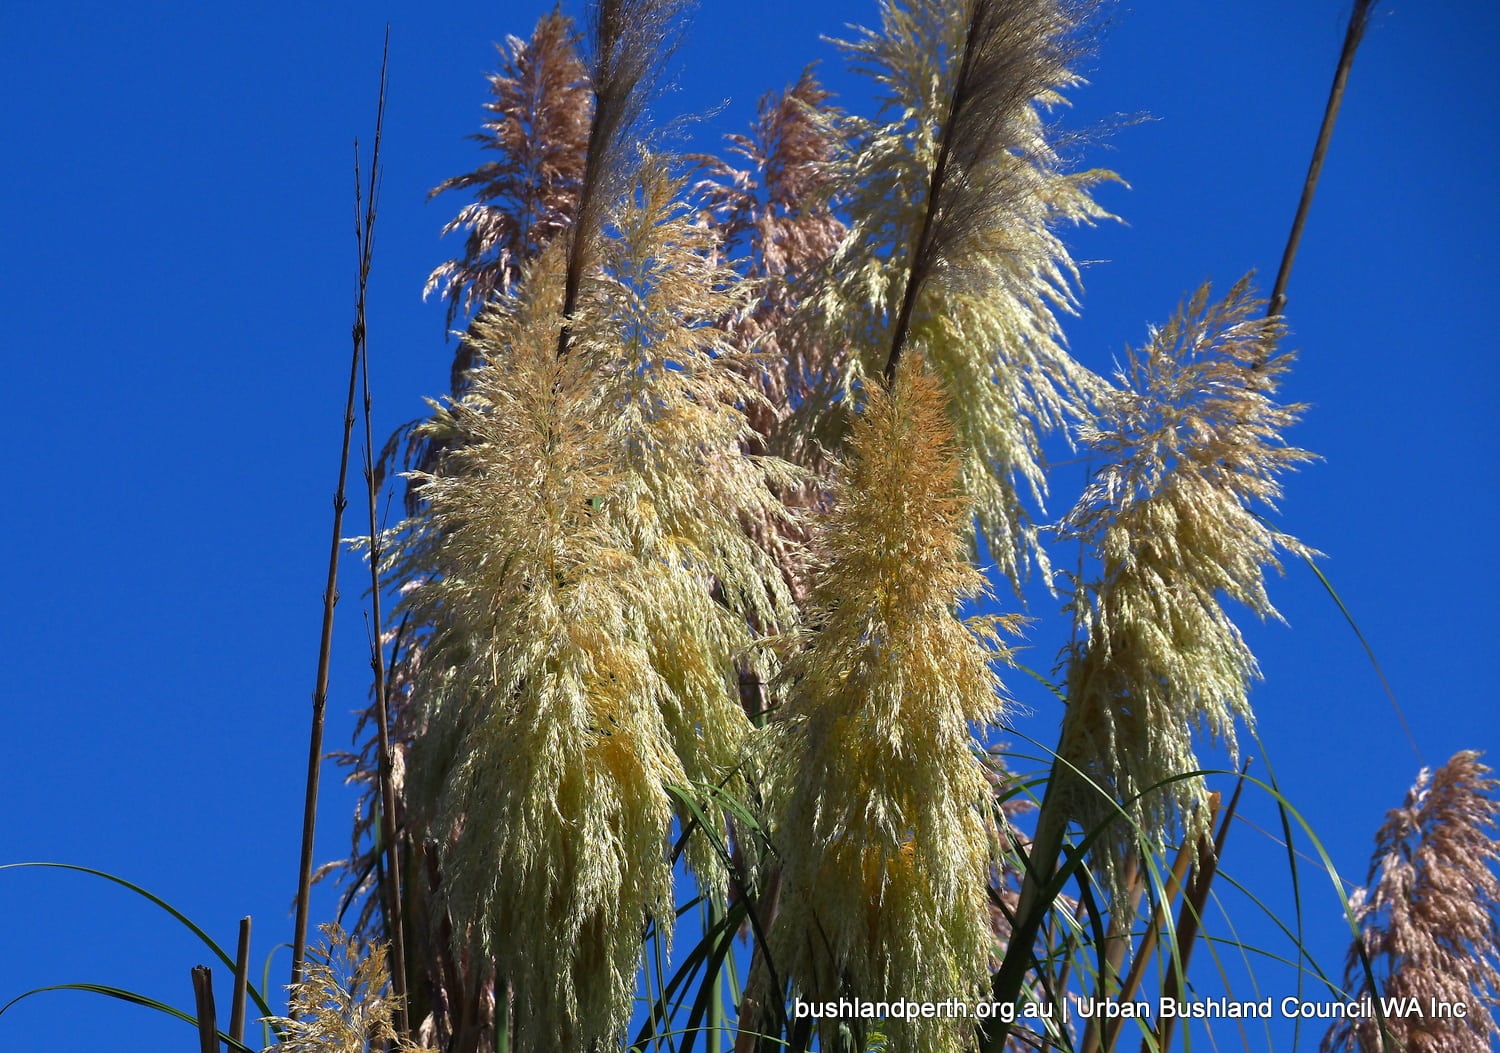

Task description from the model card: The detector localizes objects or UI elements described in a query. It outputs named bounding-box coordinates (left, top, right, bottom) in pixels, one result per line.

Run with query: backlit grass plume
left=1054, top=276, right=1315, bottom=907
left=397, top=155, right=795, bottom=1049
left=266, top=924, right=435, bottom=1053
left=398, top=252, right=685, bottom=1052
left=764, top=362, right=1016, bottom=1053
left=693, top=70, right=849, bottom=604
left=693, top=68, right=848, bottom=449
left=809, top=0, right=1116, bottom=587
left=1325, top=750, right=1500, bottom=1053
left=581, top=156, right=798, bottom=891
left=557, top=0, right=690, bottom=357
left=425, top=10, right=590, bottom=337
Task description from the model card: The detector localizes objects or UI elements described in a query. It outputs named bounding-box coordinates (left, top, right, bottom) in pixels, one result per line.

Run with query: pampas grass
left=266, top=926, right=435, bottom=1053
left=1325, top=751, right=1500, bottom=1053
left=1054, top=275, right=1316, bottom=911
left=764, top=362, right=1016, bottom=1053
left=809, top=0, right=1117, bottom=588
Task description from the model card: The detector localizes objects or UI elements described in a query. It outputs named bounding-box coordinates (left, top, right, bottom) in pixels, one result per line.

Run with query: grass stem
left=1267, top=0, right=1376, bottom=319
left=229, top=917, right=250, bottom=1047
left=353, top=28, right=408, bottom=1037
left=191, top=965, right=218, bottom=1053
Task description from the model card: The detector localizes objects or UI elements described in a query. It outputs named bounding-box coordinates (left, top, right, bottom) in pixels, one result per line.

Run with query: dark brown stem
left=1078, top=855, right=1144, bottom=1053
left=884, top=0, right=987, bottom=386
left=979, top=773, right=1069, bottom=1052
left=292, top=156, right=363, bottom=1004
left=422, top=844, right=465, bottom=1044
left=1267, top=0, right=1376, bottom=320
left=352, top=29, right=409, bottom=1037
left=191, top=965, right=218, bottom=1053
left=555, top=2, right=619, bottom=362
left=732, top=865, right=783, bottom=1053
left=493, top=967, right=511, bottom=1053
left=229, top=917, right=250, bottom=1048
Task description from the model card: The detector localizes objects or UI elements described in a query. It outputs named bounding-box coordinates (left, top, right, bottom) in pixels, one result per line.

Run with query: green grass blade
left=0, top=983, right=256, bottom=1052
left=0, top=862, right=275, bottom=1021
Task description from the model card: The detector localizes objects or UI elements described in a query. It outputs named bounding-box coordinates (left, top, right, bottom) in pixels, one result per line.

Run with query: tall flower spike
left=1055, top=276, right=1316, bottom=910
left=558, top=0, right=691, bottom=357
left=398, top=252, right=685, bottom=1053
left=809, top=0, right=1117, bottom=589
left=693, top=70, right=850, bottom=603
left=401, top=153, right=800, bottom=1048
left=766, top=361, right=1015, bottom=1053
left=693, top=67, right=849, bottom=456
left=404, top=10, right=590, bottom=516
left=577, top=156, right=799, bottom=894
left=1324, top=751, right=1500, bottom=1053
left=425, top=11, right=590, bottom=339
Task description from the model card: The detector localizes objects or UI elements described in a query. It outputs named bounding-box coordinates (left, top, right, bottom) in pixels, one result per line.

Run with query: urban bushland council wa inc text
left=792, top=995, right=1470, bottom=1026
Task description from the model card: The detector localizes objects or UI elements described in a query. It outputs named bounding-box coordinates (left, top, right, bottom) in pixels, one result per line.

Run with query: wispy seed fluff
left=399, top=158, right=796, bottom=1052
left=1325, top=750, right=1500, bottom=1053
left=581, top=158, right=799, bottom=895
left=809, top=0, right=1116, bottom=589
left=399, top=254, right=683, bottom=1053
left=1056, top=276, right=1316, bottom=909
left=765, top=362, right=1012, bottom=1053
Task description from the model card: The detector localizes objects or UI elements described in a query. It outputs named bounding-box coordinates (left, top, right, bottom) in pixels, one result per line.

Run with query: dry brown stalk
left=292, top=145, right=363, bottom=1005
left=191, top=964, right=218, bottom=1053
left=1078, top=855, right=1143, bottom=1053
left=1268, top=0, right=1378, bottom=319
left=1147, top=773, right=1248, bottom=1053
left=229, top=916, right=250, bottom=1048
left=1098, top=794, right=1219, bottom=1053
left=352, top=31, right=407, bottom=1038
left=556, top=0, right=688, bottom=360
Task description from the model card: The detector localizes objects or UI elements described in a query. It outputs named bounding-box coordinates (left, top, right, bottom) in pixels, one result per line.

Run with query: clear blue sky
left=2, top=1, right=1496, bottom=1050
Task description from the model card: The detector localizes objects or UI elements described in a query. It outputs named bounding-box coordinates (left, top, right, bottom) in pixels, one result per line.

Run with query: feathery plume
left=1324, top=751, right=1500, bottom=1053
left=399, top=155, right=797, bottom=1050
left=693, top=68, right=848, bottom=437
left=557, top=0, right=691, bottom=357
left=1054, top=275, right=1315, bottom=909
left=693, top=69, right=849, bottom=600
left=425, top=11, right=590, bottom=344
left=809, top=0, right=1117, bottom=588
left=398, top=252, right=685, bottom=1052
left=394, top=10, right=591, bottom=525
left=266, top=925, right=435, bottom=1053
left=579, top=156, right=800, bottom=892
left=765, top=362, right=1016, bottom=1053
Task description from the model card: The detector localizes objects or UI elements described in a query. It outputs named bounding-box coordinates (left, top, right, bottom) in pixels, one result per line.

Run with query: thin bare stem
left=1147, top=773, right=1247, bottom=1053
left=192, top=965, right=219, bottom=1053
left=292, top=143, right=364, bottom=1004
left=1078, top=855, right=1143, bottom=1053
left=883, top=0, right=987, bottom=385
left=1267, top=0, right=1376, bottom=319
left=353, top=29, right=408, bottom=1037
left=1098, top=794, right=1217, bottom=1053
left=557, top=0, right=682, bottom=360
left=981, top=777, right=1069, bottom=1052
left=229, top=917, right=251, bottom=1048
